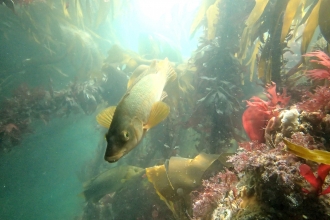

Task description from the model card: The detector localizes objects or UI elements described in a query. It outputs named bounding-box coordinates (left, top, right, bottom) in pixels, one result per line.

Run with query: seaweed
left=283, top=138, right=330, bottom=165
left=299, top=163, right=330, bottom=196
left=146, top=153, right=229, bottom=219
left=318, top=0, right=330, bottom=45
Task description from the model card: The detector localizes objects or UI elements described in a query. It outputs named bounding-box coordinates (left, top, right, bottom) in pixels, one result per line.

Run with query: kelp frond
left=238, top=0, right=269, bottom=61
left=190, top=0, right=221, bottom=40
left=283, top=139, right=330, bottom=165
left=301, top=0, right=321, bottom=55
left=281, top=0, right=302, bottom=43
left=206, top=0, right=221, bottom=40
left=190, top=0, right=216, bottom=38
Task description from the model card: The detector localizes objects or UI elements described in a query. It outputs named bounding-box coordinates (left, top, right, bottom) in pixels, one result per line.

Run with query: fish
left=96, top=58, right=176, bottom=162
left=82, top=165, right=144, bottom=202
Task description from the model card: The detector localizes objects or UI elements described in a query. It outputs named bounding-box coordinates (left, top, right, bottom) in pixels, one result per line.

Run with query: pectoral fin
left=96, top=106, right=116, bottom=128
left=144, top=101, right=170, bottom=130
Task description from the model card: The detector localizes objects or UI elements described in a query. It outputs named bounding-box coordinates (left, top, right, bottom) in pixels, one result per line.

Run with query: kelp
left=258, top=0, right=289, bottom=86
left=238, top=0, right=330, bottom=85
left=103, top=44, right=153, bottom=72
left=238, top=0, right=269, bottom=60
left=95, top=0, right=112, bottom=28
left=206, top=0, right=221, bottom=40
left=281, top=0, right=301, bottom=43
left=245, top=39, right=261, bottom=81
left=318, top=0, right=330, bottom=45
left=190, top=0, right=221, bottom=40
left=189, top=0, right=216, bottom=38
left=301, top=0, right=321, bottom=55
left=283, top=139, right=330, bottom=165
left=246, top=0, right=269, bottom=27
left=145, top=164, right=178, bottom=218
left=146, top=153, right=231, bottom=218
left=175, top=63, right=196, bottom=94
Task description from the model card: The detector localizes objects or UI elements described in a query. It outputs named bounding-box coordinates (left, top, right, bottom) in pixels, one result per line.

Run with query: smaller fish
left=82, top=166, right=144, bottom=202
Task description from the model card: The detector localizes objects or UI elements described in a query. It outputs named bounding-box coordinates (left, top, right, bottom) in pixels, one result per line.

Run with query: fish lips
left=104, top=135, right=136, bottom=163
left=104, top=144, right=127, bottom=163
left=104, top=153, right=126, bottom=163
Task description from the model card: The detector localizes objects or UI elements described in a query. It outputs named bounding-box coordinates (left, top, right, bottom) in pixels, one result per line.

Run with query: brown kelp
left=238, top=0, right=330, bottom=90
left=284, top=139, right=330, bottom=165
left=146, top=152, right=230, bottom=219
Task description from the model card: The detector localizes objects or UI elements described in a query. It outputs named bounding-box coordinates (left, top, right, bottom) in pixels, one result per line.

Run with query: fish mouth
left=105, top=156, right=119, bottom=163
left=104, top=149, right=127, bottom=163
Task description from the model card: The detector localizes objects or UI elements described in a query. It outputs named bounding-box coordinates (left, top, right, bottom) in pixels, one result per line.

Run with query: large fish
left=96, top=58, right=176, bottom=162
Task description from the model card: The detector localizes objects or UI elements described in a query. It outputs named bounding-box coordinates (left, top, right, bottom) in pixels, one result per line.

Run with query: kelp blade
left=318, top=0, right=330, bottom=45
left=281, top=0, right=301, bottom=43
left=301, top=0, right=321, bottom=55
left=284, top=139, right=330, bottom=165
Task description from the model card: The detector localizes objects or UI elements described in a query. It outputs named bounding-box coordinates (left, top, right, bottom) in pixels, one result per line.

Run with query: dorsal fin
left=96, top=106, right=116, bottom=128
left=127, top=61, right=158, bottom=90
left=160, top=91, right=168, bottom=100
left=160, top=58, right=177, bottom=85
left=127, top=65, right=149, bottom=89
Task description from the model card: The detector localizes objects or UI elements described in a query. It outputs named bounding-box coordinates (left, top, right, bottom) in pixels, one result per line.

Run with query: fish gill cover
left=1, top=0, right=330, bottom=220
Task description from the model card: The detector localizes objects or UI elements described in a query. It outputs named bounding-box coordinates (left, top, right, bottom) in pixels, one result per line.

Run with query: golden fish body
left=97, top=58, right=176, bottom=162
left=120, top=68, right=166, bottom=125
left=82, top=165, right=144, bottom=202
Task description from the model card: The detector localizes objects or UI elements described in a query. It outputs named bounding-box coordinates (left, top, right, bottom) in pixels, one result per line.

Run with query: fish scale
left=121, top=73, right=166, bottom=124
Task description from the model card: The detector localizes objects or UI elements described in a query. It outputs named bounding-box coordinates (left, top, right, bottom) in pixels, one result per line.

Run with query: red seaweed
left=304, top=50, right=330, bottom=81
left=299, top=163, right=330, bottom=196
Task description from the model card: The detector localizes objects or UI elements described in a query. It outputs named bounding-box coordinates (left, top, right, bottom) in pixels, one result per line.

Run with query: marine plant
left=304, top=50, right=330, bottom=81
left=185, top=0, right=254, bottom=153
left=146, top=153, right=227, bottom=219
left=284, top=139, right=330, bottom=165
left=189, top=0, right=221, bottom=40
left=238, top=0, right=330, bottom=89
left=0, top=0, right=131, bottom=91
left=242, top=82, right=290, bottom=143
left=191, top=169, right=239, bottom=219
left=227, top=138, right=330, bottom=218
left=297, top=86, right=330, bottom=113
left=0, top=79, right=105, bottom=152
left=299, top=163, right=330, bottom=196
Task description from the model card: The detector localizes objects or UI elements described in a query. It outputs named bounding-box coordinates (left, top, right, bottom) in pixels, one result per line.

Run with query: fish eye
left=121, top=130, right=129, bottom=141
